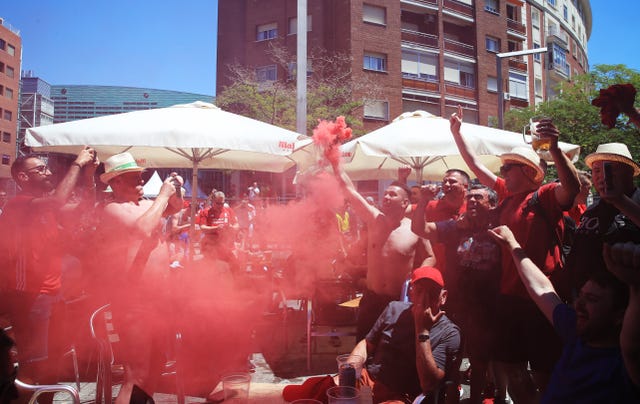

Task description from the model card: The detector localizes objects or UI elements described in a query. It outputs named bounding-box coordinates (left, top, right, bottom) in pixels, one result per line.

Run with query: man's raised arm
left=488, top=225, right=562, bottom=324
left=450, top=106, right=498, bottom=188
left=331, top=161, right=378, bottom=223
left=603, top=242, right=640, bottom=386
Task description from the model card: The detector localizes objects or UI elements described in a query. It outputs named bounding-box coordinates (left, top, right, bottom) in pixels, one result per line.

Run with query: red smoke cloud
left=312, top=116, right=352, bottom=167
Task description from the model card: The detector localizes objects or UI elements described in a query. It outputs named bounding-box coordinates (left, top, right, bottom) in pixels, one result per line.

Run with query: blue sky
left=1, top=1, right=638, bottom=96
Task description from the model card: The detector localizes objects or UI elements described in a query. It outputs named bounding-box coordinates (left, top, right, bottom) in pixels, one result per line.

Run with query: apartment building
left=217, top=0, right=591, bottom=133
left=0, top=17, right=21, bottom=185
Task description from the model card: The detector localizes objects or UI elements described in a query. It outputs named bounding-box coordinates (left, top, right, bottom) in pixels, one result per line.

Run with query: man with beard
left=412, top=184, right=501, bottom=404
left=399, top=166, right=469, bottom=273
left=450, top=105, right=580, bottom=402
left=489, top=225, right=640, bottom=402
left=0, top=148, right=98, bottom=404
left=331, top=162, right=435, bottom=341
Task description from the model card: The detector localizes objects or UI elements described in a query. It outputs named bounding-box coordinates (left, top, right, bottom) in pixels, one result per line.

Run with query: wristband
left=71, top=162, right=82, bottom=169
left=417, top=334, right=430, bottom=342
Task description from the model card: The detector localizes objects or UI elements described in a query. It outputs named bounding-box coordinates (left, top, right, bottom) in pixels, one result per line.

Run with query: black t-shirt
left=566, top=189, right=640, bottom=292
left=365, top=301, right=461, bottom=400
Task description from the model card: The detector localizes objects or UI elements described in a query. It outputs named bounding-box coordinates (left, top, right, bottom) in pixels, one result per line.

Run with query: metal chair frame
left=89, top=303, right=185, bottom=404
left=15, top=378, right=80, bottom=404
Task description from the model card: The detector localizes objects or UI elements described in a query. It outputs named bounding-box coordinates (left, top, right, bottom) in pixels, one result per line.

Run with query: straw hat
left=100, top=152, right=145, bottom=184
left=500, top=146, right=545, bottom=182
left=584, top=143, right=640, bottom=177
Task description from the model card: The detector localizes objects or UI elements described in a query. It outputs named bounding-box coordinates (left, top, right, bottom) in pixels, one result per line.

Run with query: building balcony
left=442, top=0, right=473, bottom=19
left=402, top=76, right=440, bottom=92
left=401, top=0, right=439, bottom=8
left=508, top=58, right=528, bottom=72
left=547, top=27, right=568, bottom=46
left=401, top=29, right=439, bottom=49
left=507, top=18, right=526, bottom=36
left=443, top=38, right=475, bottom=58
left=444, top=82, right=476, bottom=99
left=548, top=62, right=570, bottom=81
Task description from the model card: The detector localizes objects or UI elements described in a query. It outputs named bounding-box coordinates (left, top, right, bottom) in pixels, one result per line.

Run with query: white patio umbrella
left=340, top=110, right=581, bottom=183
left=25, top=101, right=315, bottom=228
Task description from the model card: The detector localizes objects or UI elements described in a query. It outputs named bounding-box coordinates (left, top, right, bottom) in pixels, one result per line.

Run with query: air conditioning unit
left=504, top=93, right=511, bottom=100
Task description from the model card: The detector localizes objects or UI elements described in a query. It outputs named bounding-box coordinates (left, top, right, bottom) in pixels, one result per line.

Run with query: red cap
left=282, top=375, right=335, bottom=403
left=411, top=266, right=444, bottom=287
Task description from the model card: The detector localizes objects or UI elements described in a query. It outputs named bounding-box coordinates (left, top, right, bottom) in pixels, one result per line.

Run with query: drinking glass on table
left=326, top=386, right=360, bottom=404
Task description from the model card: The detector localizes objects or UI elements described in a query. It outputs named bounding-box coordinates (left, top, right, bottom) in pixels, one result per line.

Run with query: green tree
left=216, top=43, right=381, bottom=137
left=504, top=64, right=640, bottom=171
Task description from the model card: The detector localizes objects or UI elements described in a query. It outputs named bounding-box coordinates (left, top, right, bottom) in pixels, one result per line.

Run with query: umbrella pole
left=416, top=166, right=424, bottom=185
left=189, top=164, right=200, bottom=263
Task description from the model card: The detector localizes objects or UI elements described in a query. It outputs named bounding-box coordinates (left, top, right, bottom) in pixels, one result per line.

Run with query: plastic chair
left=14, top=378, right=80, bottom=404
left=89, top=304, right=185, bottom=404
left=306, top=279, right=358, bottom=370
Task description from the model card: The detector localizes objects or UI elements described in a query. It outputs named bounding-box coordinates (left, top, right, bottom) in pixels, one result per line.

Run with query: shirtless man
left=331, top=161, right=435, bottom=340
left=95, top=152, right=183, bottom=403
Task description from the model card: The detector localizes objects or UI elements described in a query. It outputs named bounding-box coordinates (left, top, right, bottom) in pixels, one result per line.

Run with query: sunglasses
left=26, top=165, right=49, bottom=174
left=499, top=163, right=524, bottom=174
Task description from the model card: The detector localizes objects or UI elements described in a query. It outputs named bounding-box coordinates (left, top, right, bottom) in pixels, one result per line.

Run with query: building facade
left=19, top=73, right=55, bottom=157
left=217, top=0, right=591, bottom=132
left=0, top=18, right=21, bottom=184
left=49, top=85, right=214, bottom=123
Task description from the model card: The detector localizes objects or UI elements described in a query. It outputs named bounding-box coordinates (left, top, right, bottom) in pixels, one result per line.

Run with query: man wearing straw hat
left=95, top=152, right=183, bottom=403
left=450, top=106, right=580, bottom=402
left=566, top=143, right=640, bottom=296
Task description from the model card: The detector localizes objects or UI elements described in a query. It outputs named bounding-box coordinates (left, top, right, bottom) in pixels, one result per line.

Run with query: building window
left=287, top=61, right=313, bottom=80
left=508, top=72, right=527, bottom=99
left=0, top=62, right=3, bottom=73
left=535, top=78, right=543, bottom=96
left=2, top=132, right=10, bottom=143
left=547, top=0, right=556, bottom=7
left=550, top=43, right=569, bottom=75
left=5, top=88, right=12, bottom=99
left=5, top=66, right=14, bottom=78
left=487, top=76, right=498, bottom=92
left=533, top=43, right=542, bottom=62
left=363, top=4, right=386, bottom=25
left=364, top=100, right=389, bottom=120
left=2, top=154, right=10, bottom=165
left=256, top=65, right=277, bottom=82
left=401, top=50, right=438, bottom=81
left=7, top=44, right=15, bottom=56
left=563, top=5, right=568, bottom=21
left=288, top=15, right=312, bottom=35
left=444, top=60, right=475, bottom=88
left=257, top=22, right=278, bottom=41
left=0, top=39, right=5, bottom=50
left=363, top=52, right=387, bottom=72
left=486, top=36, right=500, bottom=53
left=531, top=9, right=540, bottom=28
left=3, top=110, right=12, bottom=121
left=484, top=0, right=499, bottom=14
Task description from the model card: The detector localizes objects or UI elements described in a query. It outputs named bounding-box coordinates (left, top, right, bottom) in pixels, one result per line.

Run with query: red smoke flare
left=312, top=116, right=352, bottom=166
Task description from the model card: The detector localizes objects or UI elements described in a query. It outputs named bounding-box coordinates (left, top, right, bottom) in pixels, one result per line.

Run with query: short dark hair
left=588, top=270, right=629, bottom=313
left=389, top=181, right=412, bottom=199
left=10, top=154, right=40, bottom=182
left=469, top=184, right=498, bottom=207
left=445, top=169, right=471, bottom=186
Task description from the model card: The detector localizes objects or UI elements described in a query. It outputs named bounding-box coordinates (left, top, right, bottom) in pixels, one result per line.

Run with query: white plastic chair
left=14, top=378, right=80, bottom=404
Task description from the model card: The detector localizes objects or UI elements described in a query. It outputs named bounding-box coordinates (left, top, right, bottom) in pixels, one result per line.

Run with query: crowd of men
left=1, top=100, right=640, bottom=403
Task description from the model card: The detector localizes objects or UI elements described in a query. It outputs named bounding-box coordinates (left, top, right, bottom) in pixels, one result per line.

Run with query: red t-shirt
left=197, top=205, right=238, bottom=227
left=0, top=194, right=63, bottom=294
left=494, top=177, right=565, bottom=297
left=425, top=199, right=466, bottom=272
